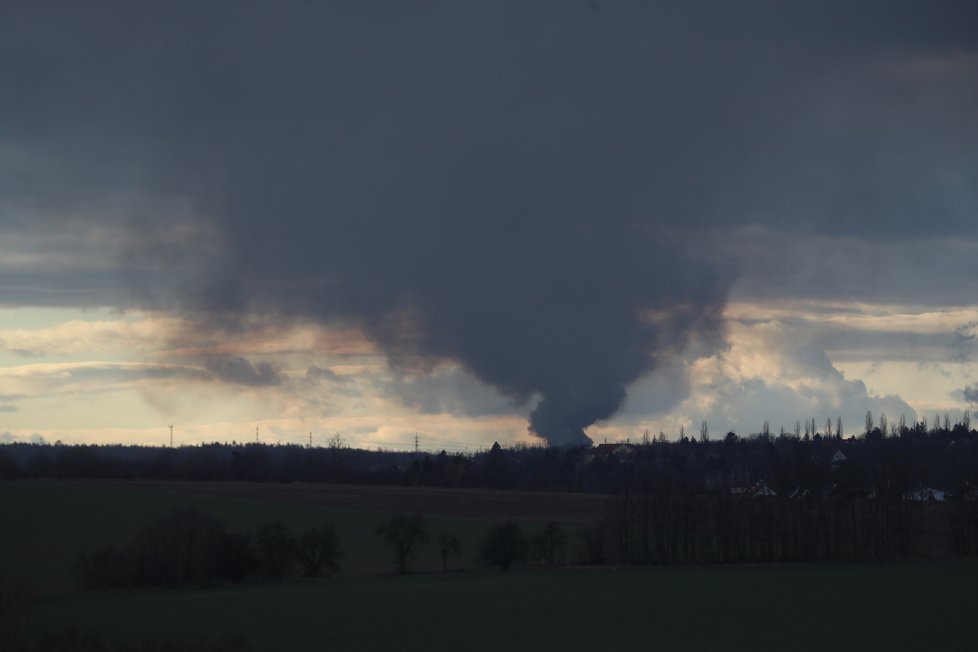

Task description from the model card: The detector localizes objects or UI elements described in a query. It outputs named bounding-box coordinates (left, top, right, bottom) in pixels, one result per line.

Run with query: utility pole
left=169, top=425, right=173, bottom=448
left=415, top=434, right=419, bottom=454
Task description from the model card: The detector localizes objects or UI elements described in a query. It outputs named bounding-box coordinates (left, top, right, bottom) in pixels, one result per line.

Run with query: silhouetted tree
left=578, top=521, right=607, bottom=565
left=479, top=522, right=528, bottom=570
left=377, top=513, right=428, bottom=574
left=296, top=525, right=343, bottom=578
left=437, top=531, right=462, bottom=571
left=254, top=521, right=296, bottom=581
left=532, top=522, right=569, bottom=566
left=133, top=508, right=244, bottom=588
left=75, top=508, right=256, bottom=590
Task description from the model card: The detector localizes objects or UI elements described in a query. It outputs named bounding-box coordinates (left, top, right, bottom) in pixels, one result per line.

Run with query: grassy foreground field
left=35, top=563, right=978, bottom=652
left=1, top=480, right=552, bottom=594
left=4, top=481, right=978, bottom=651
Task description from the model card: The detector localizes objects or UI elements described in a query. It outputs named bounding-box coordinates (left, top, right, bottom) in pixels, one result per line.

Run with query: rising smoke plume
left=3, top=2, right=976, bottom=444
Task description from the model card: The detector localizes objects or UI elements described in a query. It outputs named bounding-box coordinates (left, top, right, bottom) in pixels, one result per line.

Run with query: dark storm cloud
left=720, top=232, right=978, bottom=308
left=950, top=322, right=978, bottom=363
left=203, top=357, right=282, bottom=387
left=3, top=1, right=977, bottom=443
left=964, top=385, right=978, bottom=405
left=304, top=366, right=341, bottom=385
left=378, top=365, right=525, bottom=419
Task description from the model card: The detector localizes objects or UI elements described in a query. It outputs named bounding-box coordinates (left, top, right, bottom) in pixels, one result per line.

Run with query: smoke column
left=11, top=3, right=972, bottom=443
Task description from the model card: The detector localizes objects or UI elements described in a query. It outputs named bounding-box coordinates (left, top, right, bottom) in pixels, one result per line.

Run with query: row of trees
left=375, top=514, right=570, bottom=573
left=75, top=509, right=341, bottom=591
left=606, top=475, right=929, bottom=565
left=75, top=509, right=575, bottom=592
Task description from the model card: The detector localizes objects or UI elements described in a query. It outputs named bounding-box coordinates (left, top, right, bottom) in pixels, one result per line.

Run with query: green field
left=4, top=481, right=978, bottom=651
left=33, top=564, right=978, bottom=652
left=0, top=481, right=512, bottom=595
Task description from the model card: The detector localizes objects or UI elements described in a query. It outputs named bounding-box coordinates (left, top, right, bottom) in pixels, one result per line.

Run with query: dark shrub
left=531, top=522, right=568, bottom=566
left=132, top=508, right=243, bottom=588
left=296, top=525, right=343, bottom=578
left=254, top=521, right=296, bottom=581
left=76, top=508, right=258, bottom=591
left=478, top=522, right=528, bottom=570
left=75, top=545, right=134, bottom=591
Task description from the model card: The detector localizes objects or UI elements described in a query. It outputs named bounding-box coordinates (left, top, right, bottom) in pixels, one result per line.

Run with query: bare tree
left=700, top=421, right=710, bottom=443
left=532, top=522, right=569, bottom=566
left=478, top=522, right=528, bottom=570
left=297, top=525, right=343, bottom=578
left=377, top=513, right=428, bottom=574
left=437, top=531, right=462, bottom=572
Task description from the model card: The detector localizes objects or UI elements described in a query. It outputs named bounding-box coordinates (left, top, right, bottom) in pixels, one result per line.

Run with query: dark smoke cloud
left=2, top=2, right=976, bottom=444
left=304, top=366, right=342, bottom=385
left=203, top=357, right=282, bottom=388
left=964, top=386, right=978, bottom=405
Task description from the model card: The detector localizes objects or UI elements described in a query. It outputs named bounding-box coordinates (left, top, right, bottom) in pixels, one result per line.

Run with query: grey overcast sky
left=2, top=1, right=977, bottom=448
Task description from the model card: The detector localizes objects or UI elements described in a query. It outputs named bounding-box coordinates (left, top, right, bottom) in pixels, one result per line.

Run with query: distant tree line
left=7, top=412, right=978, bottom=564
left=2, top=412, right=978, bottom=497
